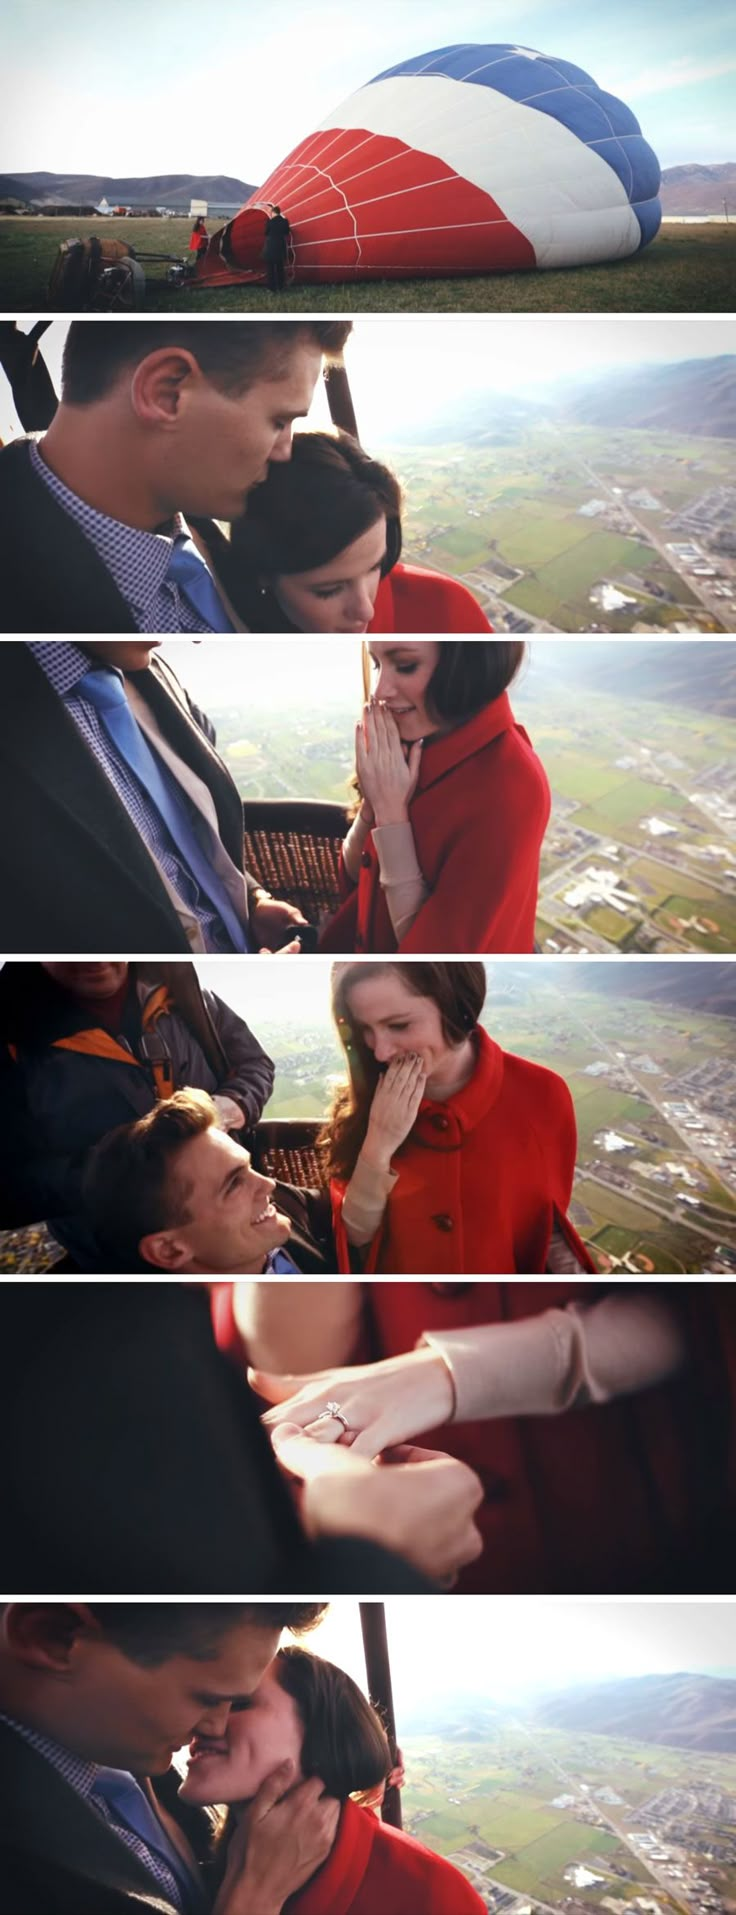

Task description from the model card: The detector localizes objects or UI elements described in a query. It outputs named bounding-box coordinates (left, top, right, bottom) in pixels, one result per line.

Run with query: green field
left=2, top=216, right=734, bottom=311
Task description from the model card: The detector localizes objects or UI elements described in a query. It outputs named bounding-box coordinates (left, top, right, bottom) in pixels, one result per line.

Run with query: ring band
left=315, top=1399, right=351, bottom=1433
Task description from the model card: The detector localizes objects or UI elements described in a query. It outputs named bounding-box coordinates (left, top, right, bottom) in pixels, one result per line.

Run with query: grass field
left=1, top=216, right=734, bottom=311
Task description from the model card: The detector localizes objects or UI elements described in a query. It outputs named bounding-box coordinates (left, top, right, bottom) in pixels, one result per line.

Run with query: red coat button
left=432, top=1113, right=450, bottom=1132
left=360, top=852, right=372, bottom=868
left=431, top=1213, right=455, bottom=1232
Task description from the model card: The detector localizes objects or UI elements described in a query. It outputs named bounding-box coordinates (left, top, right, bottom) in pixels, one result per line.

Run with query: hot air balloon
left=192, top=42, right=661, bottom=288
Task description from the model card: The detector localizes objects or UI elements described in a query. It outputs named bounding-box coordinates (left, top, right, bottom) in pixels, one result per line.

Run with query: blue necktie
left=79, top=666, right=249, bottom=951
left=166, top=534, right=234, bottom=632
left=92, top=1768, right=199, bottom=1908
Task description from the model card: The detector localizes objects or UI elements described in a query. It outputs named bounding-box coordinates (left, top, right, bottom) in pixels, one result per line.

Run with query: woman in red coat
left=180, top=1644, right=485, bottom=1914
left=318, top=640, right=550, bottom=954
left=223, top=430, right=492, bottom=633
left=318, top=961, right=590, bottom=1276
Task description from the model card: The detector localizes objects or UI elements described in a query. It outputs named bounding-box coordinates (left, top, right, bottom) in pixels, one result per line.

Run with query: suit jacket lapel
left=2, top=646, right=187, bottom=940
left=0, top=1724, right=179, bottom=1907
left=9, top=441, right=137, bottom=633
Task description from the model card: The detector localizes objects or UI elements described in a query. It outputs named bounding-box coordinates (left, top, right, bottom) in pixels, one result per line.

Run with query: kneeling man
left=84, top=1088, right=335, bottom=1275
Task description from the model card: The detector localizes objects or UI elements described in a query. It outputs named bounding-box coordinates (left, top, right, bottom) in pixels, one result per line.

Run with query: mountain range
left=387, top=357, right=736, bottom=445
left=536, top=1672, right=736, bottom=1753
left=2, top=161, right=733, bottom=215
left=660, top=162, right=736, bottom=215
left=0, top=171, right=254, bottom=208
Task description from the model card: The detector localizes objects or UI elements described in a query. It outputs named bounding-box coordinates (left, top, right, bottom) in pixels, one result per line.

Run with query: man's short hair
left=86, top=1604, right=327, bottom=1666
left=62, top=320, right=353, bottom=406
left=83, top=1087, right=219, bottom=1267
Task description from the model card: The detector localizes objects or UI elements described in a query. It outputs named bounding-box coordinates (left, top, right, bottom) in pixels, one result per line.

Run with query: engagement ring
left=316, top=1400, right=351, bottom=1433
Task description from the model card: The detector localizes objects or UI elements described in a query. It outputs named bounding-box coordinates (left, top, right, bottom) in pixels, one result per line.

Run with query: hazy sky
left=2, top=317, right=733, bottom=447
left=302, top=1600, right=736, bottom=1709
left=2, top=0, right=735, bottom=175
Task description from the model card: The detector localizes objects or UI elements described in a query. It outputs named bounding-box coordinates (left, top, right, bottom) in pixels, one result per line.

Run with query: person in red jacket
left=222, top=430, right=492, bottom=632
left=317, top=960, right=591, bottom=1275
left=318, top=641, right=550, bottom=954
left=180, top=1643, right=486, bottom=1914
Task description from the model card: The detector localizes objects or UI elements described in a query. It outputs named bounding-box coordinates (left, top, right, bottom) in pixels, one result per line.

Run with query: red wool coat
left=364, top=1281, right=733, bottom=1594
left=285, top=1795, right=485, bottom=1915
left=318, top=693, right=550, bottom=955
left=369, top=560, right=492, bottom=633
left=331, top=1025, right=594, bottom=1276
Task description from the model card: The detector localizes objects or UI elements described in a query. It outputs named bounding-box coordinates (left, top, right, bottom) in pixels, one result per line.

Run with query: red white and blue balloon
left=218, top=42, right=661, bottom=282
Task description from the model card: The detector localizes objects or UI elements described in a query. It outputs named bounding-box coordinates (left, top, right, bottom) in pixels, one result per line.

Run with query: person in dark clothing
left=0, top=318, right=351, bottom=632
left=0, top=1284, right=483, bottom=1593
left=80, top=1086, right=335, bottom=1276
left=263, top=205, right=292, bottom=292
left=0, top=641, right=307, bottom=954
left=0, top=961, right=282, bottom=1272
left=0, top=1600, right=340, bottom=1915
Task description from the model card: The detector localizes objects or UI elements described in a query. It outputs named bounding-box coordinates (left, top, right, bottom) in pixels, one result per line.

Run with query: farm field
left=1, top=217, right=734, bottom=311
left=401, top=1721, right=736, bottom=1911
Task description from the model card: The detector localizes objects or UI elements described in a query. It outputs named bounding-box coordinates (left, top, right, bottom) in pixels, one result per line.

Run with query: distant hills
left=0, top=171, right=253, bottom=209
left=580, top=961, right=736, bottom=1019
left=557, top=356, right=736, bottom=439
left=537, top=1672, right=736, bottom=1753
left=531, top=640, right=736, bottom=718
left=388, top=357, right=736, bottom=446
left=3, top=161, right=733, bottom=215
left=660, top=162, right=736, bottom=215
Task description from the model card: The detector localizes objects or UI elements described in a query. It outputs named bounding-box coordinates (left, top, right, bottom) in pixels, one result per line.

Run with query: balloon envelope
left=194, top=43, right=661, bottom=286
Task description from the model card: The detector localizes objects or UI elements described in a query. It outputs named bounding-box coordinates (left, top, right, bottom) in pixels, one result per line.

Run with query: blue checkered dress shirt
left=28, top=641, right=242, bottom=952
left=29, top=440, right=224, bottom=635
left=0, top=1714, right=187, bottom=1909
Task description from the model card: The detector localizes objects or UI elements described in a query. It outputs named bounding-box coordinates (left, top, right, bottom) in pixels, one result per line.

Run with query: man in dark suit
left=82, top=1087, right=335, bottom=1276
left=0, top=318, right=351, bottom=632
left=263, top=206, right=292, bottom=292
left=0, top=1600, right=339, bottom=1914
left=0, top=640, right=305, bottom=952
left=0, top=1285, right=484, bottom=1594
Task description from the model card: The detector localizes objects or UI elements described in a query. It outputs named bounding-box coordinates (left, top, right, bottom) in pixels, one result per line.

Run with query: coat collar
left=412, top=1026, right=505, bottom=1152
left=0, top=1720, right=182, bottom=1906
left=286, top=1797, right=375, bottom=1915
left=415, top=693, right=514, bottom=794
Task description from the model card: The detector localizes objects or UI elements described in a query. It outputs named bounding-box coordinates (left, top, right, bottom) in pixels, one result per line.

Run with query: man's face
left=81, top=642, right=161, bottom=672
left=52, top=1620, right=282, bottom=1774
left=41, top=962, right=129, bottom=999
left=145, top=1125, right=292, bottom=1274
left=156, top=343, right=322, bottom=520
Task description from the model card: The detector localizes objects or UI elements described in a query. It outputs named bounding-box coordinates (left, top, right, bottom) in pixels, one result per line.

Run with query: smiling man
left=83, top=1087, right=335, bottom=1275
left=0, top=320, right=352, bottom=633
left=0, top=1601, right=337, bottom=1915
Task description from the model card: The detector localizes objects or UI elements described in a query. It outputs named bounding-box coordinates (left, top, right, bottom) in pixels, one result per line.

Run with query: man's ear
left=130, top=348, right=199, bottom=427
left=139, top=1229, right=192, bottom=1272
left=3, top=1604, right=101, bottom=1673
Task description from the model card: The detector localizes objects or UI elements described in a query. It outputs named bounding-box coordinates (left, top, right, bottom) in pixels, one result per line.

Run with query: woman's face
left=344, top=972, right=455, bottom=1074
left=270, top=516, right=387, bottom=633
left=368, top=642, right=441, bottom=741
left=179, top=1666, right=304, bottom=1807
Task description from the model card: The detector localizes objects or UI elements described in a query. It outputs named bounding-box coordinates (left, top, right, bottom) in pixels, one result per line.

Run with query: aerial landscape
left=382, top=358, right=736, bottom=635
left=399, top=1678, right=736, bottom=1915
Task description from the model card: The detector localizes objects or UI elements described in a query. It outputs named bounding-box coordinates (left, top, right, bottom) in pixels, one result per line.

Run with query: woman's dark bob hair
left=212, top=1648, right=392, bottom=1874
left=225, top=430, right=402, bottom=629
left=322, top=961, right=488, bottom=1180
left=274, top=1645, right=391, bottom=1799
left=377, top=640, right=525, bottom=720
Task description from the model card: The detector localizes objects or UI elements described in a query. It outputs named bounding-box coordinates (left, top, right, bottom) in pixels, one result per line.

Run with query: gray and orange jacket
left=0, top=972, right=274, bottom=1266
